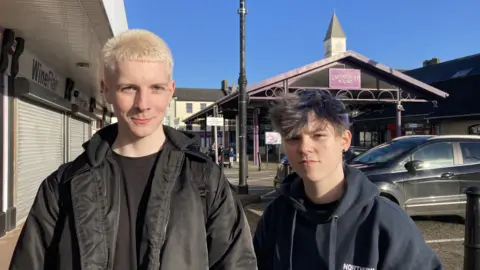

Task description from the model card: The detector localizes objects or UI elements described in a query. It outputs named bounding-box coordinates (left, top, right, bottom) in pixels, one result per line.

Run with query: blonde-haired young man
left=10, top=29, right=257, bottom=270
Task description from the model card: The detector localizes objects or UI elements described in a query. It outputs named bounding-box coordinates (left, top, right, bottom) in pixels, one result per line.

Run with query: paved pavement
left=0, top=225, right=21, bottom=268
left=415, top=216, right=465, bottom=269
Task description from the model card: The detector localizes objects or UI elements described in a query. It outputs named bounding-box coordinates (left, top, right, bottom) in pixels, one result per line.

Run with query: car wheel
left=380, top=193, right=399, bottom=205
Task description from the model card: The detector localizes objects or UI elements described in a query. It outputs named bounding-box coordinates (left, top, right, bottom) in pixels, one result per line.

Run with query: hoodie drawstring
left=328, top=216, right=339, bottom=270
left=288, top=211, right=339, bottom=270
left=289, top=209, right=298, bottom=270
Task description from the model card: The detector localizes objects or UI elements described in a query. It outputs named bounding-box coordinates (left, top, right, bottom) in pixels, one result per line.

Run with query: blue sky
left=124, top=0, right=479, bottom=88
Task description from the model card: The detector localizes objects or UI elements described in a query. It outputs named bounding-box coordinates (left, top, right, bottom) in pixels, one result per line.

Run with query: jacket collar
left=82, top=123, right=200, bottom=167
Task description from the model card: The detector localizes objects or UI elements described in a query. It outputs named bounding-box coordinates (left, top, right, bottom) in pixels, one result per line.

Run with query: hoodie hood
left=279, top=165, right=379, bottom=218
left=278, top=165, right=379, bottom=270
left=82, top=123, right=200, bottom=167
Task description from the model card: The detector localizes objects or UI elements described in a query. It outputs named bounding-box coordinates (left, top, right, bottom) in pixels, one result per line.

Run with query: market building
left=0, top=0, right=128, bottom=236
left=183, top=12, right=449, bottom=163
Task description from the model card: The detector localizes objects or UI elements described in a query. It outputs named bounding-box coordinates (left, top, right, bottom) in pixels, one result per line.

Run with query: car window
left=460, top=142, right=480, bottom=165
left=412, top=142, right=454, bottom=169
left=352, top=140, right=419, bottom=165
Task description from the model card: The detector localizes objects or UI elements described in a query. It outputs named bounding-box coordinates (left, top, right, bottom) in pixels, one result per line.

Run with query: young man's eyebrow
left=115, top=83, right=168, bottom=88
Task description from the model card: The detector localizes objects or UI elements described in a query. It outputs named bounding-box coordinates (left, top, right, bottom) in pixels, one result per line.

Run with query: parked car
left=349, top=135, right=480, bottom=217
left=273, top=146, right=368, bottom=189
left=344, top=146, right=369, bottom=162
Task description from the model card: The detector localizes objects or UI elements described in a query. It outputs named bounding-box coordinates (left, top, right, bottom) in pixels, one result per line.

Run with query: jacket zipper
left=108, top=162, right=122, bottom=270
left=162, top=207, right=171, bottom=246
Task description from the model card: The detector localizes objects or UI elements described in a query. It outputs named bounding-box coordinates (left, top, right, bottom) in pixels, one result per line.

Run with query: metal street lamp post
left=237, top=0, right=248, bottom=194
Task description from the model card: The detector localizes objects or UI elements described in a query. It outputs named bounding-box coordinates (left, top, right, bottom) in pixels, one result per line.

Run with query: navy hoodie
left=253, top=165, right=443, bottom=270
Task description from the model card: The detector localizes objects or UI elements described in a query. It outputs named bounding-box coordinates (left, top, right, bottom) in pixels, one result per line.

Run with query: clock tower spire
left=323, top=11, right=347, bottom=58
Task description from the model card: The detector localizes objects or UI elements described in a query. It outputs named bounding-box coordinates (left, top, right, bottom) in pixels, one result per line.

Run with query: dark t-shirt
left=304, top=198, right=339, bottom=222
left=112, top=150, right=161, bottom=270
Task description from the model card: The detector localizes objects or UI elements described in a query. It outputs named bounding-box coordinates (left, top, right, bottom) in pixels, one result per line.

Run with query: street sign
left=207, top=117, right=224, bottom=126
left=265, top=132, right=281, bottom=145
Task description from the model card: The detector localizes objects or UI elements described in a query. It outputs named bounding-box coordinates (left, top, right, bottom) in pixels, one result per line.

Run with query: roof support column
left=236, top=114, right=240, bottom=162
left=253, top=108, right=259, bottom=166
left=213, top=105, right=219, bottom=164
left=204, top=113, right=208, bottom=147
left=396, top=89, right=404, bottom=138
left=283, top=79, right=289, bottom=94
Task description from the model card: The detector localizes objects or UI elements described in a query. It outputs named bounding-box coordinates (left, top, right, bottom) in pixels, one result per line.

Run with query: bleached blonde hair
left=102, top=29, right=174, bottom=80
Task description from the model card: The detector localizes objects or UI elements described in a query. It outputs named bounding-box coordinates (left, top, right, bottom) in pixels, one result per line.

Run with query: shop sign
left=31, top=59, right=59, bottom=91
left=265, top=132, right=282, bottom=145
left=329, top=68, right=361, bottom=89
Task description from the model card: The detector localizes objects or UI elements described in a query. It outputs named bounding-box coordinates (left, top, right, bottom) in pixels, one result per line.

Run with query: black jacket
left=10, top=124, right=256, bottom=270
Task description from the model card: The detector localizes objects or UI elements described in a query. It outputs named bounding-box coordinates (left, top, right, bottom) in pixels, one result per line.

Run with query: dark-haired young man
left=253, top=90, right=442, bottom=270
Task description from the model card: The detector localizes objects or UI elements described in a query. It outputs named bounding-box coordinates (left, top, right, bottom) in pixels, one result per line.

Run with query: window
left=358, top=131, right=379, bottom=148
left=200, top=103, right=207, bottom=110
left=468, top=124, right=480, bottom=135
left=412, top=142, right=454, bottom=169
left=460, top=142, right=480, bottom=165
left=186, top=103, right=193, bottom=113
left=451, top=68, right=473, bottom=79
left=353, top=139, right=419, bottom=165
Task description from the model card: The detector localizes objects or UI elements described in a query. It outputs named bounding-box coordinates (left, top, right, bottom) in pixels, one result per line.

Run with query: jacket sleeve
left=205, top=165, right=257, bottom=270
left=9, top=166, right=66, bottom=270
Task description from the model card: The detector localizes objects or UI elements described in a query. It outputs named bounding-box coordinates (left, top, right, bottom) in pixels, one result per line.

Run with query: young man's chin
left=299, top=171, right=329, bottom=183
left=127, top=123, right=163, bottom=139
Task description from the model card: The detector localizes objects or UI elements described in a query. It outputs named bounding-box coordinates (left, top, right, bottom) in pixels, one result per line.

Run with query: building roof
left=323, top=11, right=346, bottom=41
left=183, top=51, right=449, bottom=124
left=174, top=88, right=228, bottom=102
left=246, top=51, right=448, bottom=99
left=404, top=53, right=480, bottom=84
left=426, top=75, right=480, bottom=119
left=355, top=53, right=480, bottom=121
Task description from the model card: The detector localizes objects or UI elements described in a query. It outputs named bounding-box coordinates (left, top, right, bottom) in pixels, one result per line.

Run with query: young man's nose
left=134, top=90, right=150, bottom=111
left=298, top=137, right=315, bottom=154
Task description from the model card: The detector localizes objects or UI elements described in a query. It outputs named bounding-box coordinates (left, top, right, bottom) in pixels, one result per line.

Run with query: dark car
left=345, top=146, right=369, bottom=162
left=273, top=146, right=368, bottom=189
left=349, top=135, right=480, bottom=217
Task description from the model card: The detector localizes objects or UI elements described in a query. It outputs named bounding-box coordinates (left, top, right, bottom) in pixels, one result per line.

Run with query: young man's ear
left=342, top=130, right=352, bottom=152
left=169, top=80, right=176, bottom=96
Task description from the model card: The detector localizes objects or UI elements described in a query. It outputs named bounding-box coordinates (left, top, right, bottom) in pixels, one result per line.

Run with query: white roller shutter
left=15, top=99, right=64, bottom=224
left=69, top=117, right=90, bottom=161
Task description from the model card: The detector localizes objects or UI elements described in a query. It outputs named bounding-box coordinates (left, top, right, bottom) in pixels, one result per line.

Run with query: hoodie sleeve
left=253, top=197, right=284, bottom=270
left=377, top=199, right=444, bottom=270
left=253, top=204, right=275, bottom=270
left=205, top=164, right=257, bottom=270
left=9, top=165, right=67, bottom=270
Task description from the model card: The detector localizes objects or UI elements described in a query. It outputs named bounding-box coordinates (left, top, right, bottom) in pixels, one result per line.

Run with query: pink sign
left=329, top=68, right=361, bottom=89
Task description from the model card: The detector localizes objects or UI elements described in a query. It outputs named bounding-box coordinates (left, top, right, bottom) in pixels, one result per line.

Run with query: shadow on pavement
left=242, top=190, right=278, bottom=235
left=234, top=185, right=274, bottom=206
left=413, top=215, right=464, bottom=225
